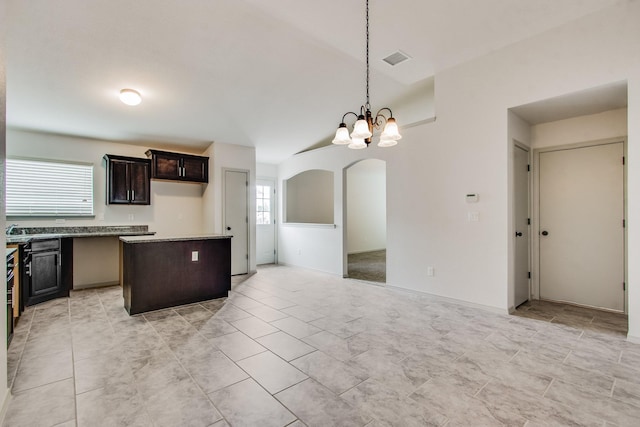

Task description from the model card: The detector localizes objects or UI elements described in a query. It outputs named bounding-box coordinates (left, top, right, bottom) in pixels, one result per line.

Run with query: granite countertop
left=120, top=234, right=231, bottom=243
left=6, top=225, right=155, bottom=244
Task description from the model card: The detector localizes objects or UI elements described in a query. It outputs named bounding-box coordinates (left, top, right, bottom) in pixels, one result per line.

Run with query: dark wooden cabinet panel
left=122, top=238, right=230, bottom=314
left=104, top=154, right=151, bottom=205
left=108, top=158, right=129, bottom=204
left=151, top=151, right=181, bottom=180
left=129, top=161, right=151, bottom=204
left=23, top=238, right=70, bottom=306
left=31, top=251, right=59, bottom=296
left=146, top=150, right=209, bottom=183
left=181, top=156, right=208, bottom=182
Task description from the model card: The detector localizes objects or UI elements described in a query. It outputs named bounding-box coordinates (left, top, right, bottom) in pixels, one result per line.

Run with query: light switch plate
left=191, top=251, right=199, bottom=262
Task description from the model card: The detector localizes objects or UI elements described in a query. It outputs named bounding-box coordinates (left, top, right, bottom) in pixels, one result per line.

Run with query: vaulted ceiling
left=5, top=0, right=624, bottom=163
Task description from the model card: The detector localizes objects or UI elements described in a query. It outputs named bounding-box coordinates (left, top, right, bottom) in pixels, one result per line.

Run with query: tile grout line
left=99, top=289, right=159, bottom=427
left=67, top=297, right=78, bottom=427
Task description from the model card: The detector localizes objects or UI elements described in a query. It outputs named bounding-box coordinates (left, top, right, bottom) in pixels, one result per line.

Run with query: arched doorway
left=345, top=159, right=387, bottom=283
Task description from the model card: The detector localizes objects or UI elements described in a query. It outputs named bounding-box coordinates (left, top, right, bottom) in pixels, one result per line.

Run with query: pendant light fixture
left=332, top=0, right=402, bottom=149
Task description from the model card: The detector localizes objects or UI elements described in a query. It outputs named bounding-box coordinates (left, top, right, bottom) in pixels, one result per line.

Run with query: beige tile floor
left=3, top=264, right=640, bottom=426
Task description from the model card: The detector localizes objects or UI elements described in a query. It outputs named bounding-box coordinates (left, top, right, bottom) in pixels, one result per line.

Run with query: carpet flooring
left=348, top=250, right=386, bottom=283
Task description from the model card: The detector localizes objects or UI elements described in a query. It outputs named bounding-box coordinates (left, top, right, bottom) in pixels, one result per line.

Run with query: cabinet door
left=30, top=251, right=61, bottom=298
left=108, top=159, right=131, bottom=204
left=129, top=161, right=151, bottom=205
left=153, top=153, right=181, bottom=180
left=182, top=156, right=209, bottom=183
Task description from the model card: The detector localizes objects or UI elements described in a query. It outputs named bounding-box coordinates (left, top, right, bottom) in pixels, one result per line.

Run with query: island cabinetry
left=104, top=154, right=151, bottom=205
left=145, top=149, right=209, bottom=183
left=121, top=236, right=230, bottom=315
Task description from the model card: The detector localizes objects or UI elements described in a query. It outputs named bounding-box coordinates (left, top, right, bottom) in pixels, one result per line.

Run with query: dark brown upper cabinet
left=145, top=149, right=209, bottom=183
left=104, top=154, right=151, bottom=205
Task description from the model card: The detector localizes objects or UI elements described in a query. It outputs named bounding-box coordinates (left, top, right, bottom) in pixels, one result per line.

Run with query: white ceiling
left=5, top=0, right=624, bottom=164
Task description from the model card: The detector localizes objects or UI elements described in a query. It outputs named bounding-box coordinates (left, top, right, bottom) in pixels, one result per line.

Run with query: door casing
left=256, top=177, right=277, bottom=265
left=513, top=141, right=531, bottom=308
left=223, top=168, right=250, bottom=275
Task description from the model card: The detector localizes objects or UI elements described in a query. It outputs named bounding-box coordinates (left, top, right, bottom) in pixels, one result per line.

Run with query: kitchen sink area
left=5, top=225, right=156, bottom=344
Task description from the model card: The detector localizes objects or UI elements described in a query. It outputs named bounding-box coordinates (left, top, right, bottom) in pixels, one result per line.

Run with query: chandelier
left=332, top=0, right=402, bottom=149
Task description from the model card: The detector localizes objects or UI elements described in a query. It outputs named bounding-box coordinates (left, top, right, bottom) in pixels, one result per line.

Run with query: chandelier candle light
left=332, top=0, right=402, bottom=149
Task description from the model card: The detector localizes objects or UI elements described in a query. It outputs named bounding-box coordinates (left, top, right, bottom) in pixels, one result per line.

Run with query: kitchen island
left=119, top=234, right=232, bottom=315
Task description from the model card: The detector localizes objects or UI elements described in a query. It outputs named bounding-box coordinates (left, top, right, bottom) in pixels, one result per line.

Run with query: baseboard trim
left=347, top=248, right=386, bottom=255
left=627, top=334, right=640, bottom=344
left=384, top=283, right=509, bottom=316
left=276, top=262, right=343, bottom=278
left=73, top=280, right=119, bottom=290
left=265, top=263, right=508, bottom=315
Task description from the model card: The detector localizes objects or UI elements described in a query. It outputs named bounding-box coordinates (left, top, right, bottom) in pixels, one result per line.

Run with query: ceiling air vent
left=383, top=50, right=412, bottom=66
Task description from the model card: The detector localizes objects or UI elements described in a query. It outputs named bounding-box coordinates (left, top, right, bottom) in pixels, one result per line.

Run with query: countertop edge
left=6, top=231, right=156, bottom=244
left=120, top=234, right=231, bottom=243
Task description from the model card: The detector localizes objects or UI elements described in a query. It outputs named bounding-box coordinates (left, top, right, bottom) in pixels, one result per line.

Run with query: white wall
left=285, top=170, right=333, bottom=224
left=257, top=163, right=277, bottom=179
left=6, top=130, right=206, bottom=286
left=202, top=142, right=257, bottom=273
left=278, top=1, right=640, bottom=336
left=346, top=159, right=386, bottom=254
left=531, top=108, right=627, bottom=148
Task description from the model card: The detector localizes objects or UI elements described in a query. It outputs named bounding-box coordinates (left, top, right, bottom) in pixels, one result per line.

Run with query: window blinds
left=6, top=158, right=94, bottom=217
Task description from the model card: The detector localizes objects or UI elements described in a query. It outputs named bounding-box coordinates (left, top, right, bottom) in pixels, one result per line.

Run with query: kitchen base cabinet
left=121, top=236, right=230, bottom=314
left=22, top=239, right=72, bottom=306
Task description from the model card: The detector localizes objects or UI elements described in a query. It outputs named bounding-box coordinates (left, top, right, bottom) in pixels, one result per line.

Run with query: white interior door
left=224, top=170, right=249, bottom=275
left=256, top=179, right=276, bottom=265
left=514, top=144, right=530, bottom=307
left=539, top=142, right=624, bottom=311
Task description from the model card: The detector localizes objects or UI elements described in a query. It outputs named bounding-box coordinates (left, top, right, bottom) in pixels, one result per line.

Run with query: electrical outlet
left=467, top=211, right=480, bottom=222
left=97, top=212, right=105, bottom=221
left=128, top=214, right=135, bottom=221
left=427, top=266, right=434, bottom=277
left=55, top=218, right=66, bottom=224
left=191, top=251, right=199, bottom=262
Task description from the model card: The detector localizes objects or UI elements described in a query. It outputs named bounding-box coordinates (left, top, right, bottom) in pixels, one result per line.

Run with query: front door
left=539, top=142, right=624, bottom=311
left=514, top=144, right=530, bottom=307
left=256, top=179, right=276, bottom=265
left=224, top=170, right=249, bottom=275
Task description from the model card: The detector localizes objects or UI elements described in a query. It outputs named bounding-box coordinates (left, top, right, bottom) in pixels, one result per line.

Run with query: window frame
left=6, top=156, right=95, bottom=218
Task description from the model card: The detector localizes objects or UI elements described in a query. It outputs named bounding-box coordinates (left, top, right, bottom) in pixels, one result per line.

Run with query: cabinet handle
left=131, top=190, right=135, bottom=201
left=26, top=261, right=32, bottom=277
left=127, top=190, right=131, bottom=201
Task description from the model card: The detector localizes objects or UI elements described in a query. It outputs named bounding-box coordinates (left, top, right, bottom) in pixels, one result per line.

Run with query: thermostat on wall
left=466, top=194, right=479, bottom=203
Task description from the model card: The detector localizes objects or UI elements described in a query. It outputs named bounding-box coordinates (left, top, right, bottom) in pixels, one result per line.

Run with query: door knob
left=226, top=226, right=231, bottom=231
left=515, top=232, right=523, bottom=237
left=541, top=230, right=549, bottom=236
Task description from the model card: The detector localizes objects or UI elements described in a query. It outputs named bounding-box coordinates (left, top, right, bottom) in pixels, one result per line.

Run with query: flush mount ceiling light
left=119, top=88, right=142, bottom=106
left=332, top=0, right=402, bottom=149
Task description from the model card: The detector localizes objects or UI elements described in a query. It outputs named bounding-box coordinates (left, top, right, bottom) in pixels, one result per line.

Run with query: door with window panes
left=256, top=179, right=276, bottom=264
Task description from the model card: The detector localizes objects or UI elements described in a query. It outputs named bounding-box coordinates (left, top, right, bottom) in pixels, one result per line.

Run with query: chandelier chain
left=365, top=0, right=370, bottom=109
